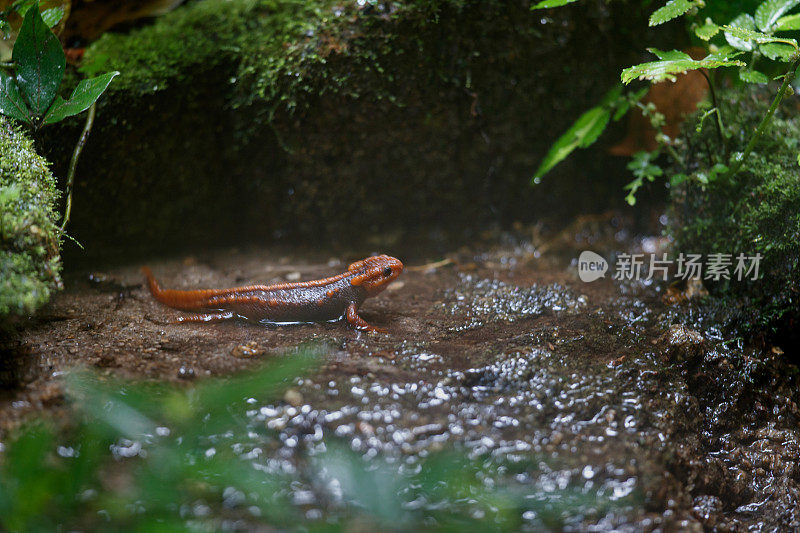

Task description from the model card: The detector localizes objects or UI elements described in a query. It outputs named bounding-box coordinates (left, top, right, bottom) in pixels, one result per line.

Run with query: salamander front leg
left=345, top=302, right=386, bottom=333
left=174, top=311, right=235, bottom=323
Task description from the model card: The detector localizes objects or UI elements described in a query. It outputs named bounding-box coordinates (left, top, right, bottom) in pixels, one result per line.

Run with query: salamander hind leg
left=345, top=302, right=386, bottom=333
left=174, top=311, right=236, bottom=323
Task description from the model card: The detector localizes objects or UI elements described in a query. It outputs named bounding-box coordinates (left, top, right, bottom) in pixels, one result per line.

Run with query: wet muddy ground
left=1, top=219, right=799, bottom=530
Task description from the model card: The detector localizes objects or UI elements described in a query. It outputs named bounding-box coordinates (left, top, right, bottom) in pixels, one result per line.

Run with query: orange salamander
left=143, top=255, right=403, bottom=332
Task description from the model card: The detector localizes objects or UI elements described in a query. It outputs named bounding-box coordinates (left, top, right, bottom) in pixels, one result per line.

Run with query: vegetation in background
left=533, top=0, right=800, bottom=205
left=671, top=86, right=800, bottom=337
left=0, top=1, right=117, bottom=231
left=530, top=0, right=800, bottom=339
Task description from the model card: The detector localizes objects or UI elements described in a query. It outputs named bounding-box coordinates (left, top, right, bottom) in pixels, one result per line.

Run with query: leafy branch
left=531, top=0, right=800, bottom=203
left=648, top=0, right=704, bottom=27
left=530, top=0, right=579, bottom=9
left=0, top=2, right=118, bottom=230
left=532, top=86, right=646, bottom=182
left=620, top=48, right=745, bottom=85
left=624, top=151, right=663, bottom=206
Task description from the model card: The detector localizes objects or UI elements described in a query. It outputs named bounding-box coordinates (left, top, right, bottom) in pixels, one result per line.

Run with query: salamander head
left=348, top=255, right=404, bottom=295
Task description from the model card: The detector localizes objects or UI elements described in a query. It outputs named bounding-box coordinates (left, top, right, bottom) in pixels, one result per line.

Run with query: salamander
left=142, top=255, right=403, bottom=332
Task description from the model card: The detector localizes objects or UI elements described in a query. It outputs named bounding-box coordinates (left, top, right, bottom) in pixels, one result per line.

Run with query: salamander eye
left=382, top=267, right=392, bottom=277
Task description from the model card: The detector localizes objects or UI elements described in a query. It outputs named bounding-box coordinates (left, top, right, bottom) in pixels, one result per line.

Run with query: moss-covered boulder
left=0, top=118, right=62, bottom=321
left=671, top=87, right=800, bottom=340
left=41, top=0, right=661, bottom=257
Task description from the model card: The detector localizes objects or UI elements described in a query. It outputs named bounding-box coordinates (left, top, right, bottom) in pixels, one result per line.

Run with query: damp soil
left=1, top=218, right=798, bottom=531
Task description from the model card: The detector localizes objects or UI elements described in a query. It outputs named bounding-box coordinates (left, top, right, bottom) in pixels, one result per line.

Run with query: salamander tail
left=142, top=266, right=161, bottom=297
left=141, top=266, right=218, bottom=311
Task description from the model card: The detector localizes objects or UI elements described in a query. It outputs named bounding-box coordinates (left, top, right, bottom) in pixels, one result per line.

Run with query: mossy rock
left=0, top=118, right=62, bottom=322
left=670, top=87, right=800, bottom=340
left=41, top=0, right=663, bottom=258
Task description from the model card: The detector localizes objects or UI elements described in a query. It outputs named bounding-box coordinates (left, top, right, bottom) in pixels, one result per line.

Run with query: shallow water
left=1, top=221, right=798, bottom=530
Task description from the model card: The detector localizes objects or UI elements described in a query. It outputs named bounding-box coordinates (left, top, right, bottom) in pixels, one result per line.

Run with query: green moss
left=671, top=87, right=800, bottom=337
left=0, top=117, right=62, bottom=319
left=81, top=0, right=336, bottom=102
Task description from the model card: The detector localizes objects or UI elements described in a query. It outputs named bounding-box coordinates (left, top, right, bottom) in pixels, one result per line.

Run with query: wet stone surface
left=1, top=232, right=798, bottom=530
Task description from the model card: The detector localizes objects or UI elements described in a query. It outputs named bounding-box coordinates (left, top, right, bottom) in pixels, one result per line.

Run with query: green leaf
left=739, top=69, right=770, bottom=83
left=704, top=46, right=745, bottom=61
left=0, top=70, right=31, bottom=123
left=775, top=12, right=800, bottom=30
left=650, top=0, right=694, bottom=26
left=694, top=163, right=730, bottom=186
left=755, top=0, right=800, bottom=32
left=627, top=150, right=663, bottom=180
left=624, top=186, right=639, bottom=206
left=621, top=54, right=745, bottom=84
left=43, top=71, right=118, bottom=125
left=40, top=6, right=64, bottom=28
left=11, top=2, right=65, bottom=116
left=67, top=372, right=158, bottom=437
left=8, top=0, right=36, bottom=18
left=576, top=107, right=611, bottom=147
left=624, top=151, right=662, bottom=205
left=533, top=105, right=610, bottom=180
left=531, top=0, right=579, bottom=9
left=612, top=100, right=631, bottom=121
left=647, top=47, right=691, bottom=60
left=709, top=163, right=730, bottom=181
left=195, top=349, right=319, bottom=421
left=314, top=444, right=407, bottom=526
left=670, top=173, right=688, bottom=186
left=695, top=18, right=721, bottom=40
left=611, top=87, right=648, bottom=121
left=725, top=13, right=757, bottom=51
left=533, top=85, right=629, bottom=181
left=760, top=41, right=797, bottom=59
left=598, top=83, right=623, bottom=105
left=0, top=422, right=58, bottom=530
left=66, top=348, right=320, bottom=438
left=722, top=24, right=799, bottom=49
